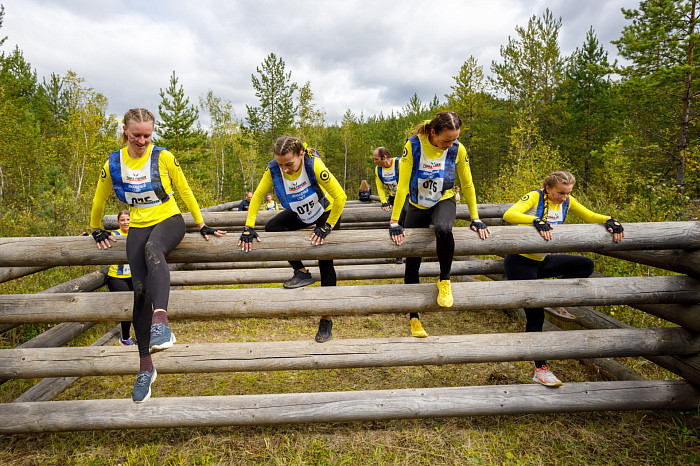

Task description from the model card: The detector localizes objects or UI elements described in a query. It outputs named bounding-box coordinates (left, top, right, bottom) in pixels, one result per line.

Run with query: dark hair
left=117, top=209, right=130, bottom=221
left=122, top=108, right=155, bottom=144
left=412, top=111, right=462, bottom=137
left=375, top=147, right=391, bottom=159
left=273, top=136, right=305, bottom=157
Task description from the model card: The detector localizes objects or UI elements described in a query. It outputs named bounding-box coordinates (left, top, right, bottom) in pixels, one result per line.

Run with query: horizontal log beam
left=1, top=328, right=696, bottom=379
left=201, top=200, right=241, bottom=212
left=599, top=249, right=700, bottom=278
left=102, top=203, right=513, bottom=229
left=0, top=266, right=49, bottom=284
left=169, top=260, right=505, bottom=286
left=180, top=258, right=399, bottom=270
left=0, top=276, right=697, bottom=324
left=2, top=222, right=698, bottom=267
left=1, top=380, right=697, bottom=433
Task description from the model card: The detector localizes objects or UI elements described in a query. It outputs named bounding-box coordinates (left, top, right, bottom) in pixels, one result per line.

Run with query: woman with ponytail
left=389, top=110, right=489, bottom=338
left=502, top=170, right=624, bottom=387
left=238, top=136, right=347, bottom=343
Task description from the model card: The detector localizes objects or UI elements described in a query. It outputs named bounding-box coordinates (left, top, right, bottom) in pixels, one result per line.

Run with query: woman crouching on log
left=90, top=108, right=226, bottom=403
left=389, top=111, right=490, bottom=338
left=238, top=136, right=347, bottom=343
left=503, top=170, right=624, bottom=387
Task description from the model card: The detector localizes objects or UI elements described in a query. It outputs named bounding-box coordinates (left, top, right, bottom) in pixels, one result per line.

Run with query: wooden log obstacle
left=0, top=214, right=698, bottom=433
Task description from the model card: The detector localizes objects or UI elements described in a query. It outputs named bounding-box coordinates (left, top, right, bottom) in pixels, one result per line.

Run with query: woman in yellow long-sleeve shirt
left=90, top=108, right=225, bottom=403
left=503, top=170, right=624, bottom=387
left=389, top=111, right=490, bottom=337
left=238, top=136, right=347, bottom=343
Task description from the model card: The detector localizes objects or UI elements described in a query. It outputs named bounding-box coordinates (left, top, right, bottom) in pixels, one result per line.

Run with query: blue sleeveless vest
left=268, top=153, right=329, bottom=213
left=108, top=146, right=170, bottom=205
left=407, top=136, right=459, bottom=204
left=377, top=157, right=401, bottom=186
left=536, top=189, right=570, bottom=223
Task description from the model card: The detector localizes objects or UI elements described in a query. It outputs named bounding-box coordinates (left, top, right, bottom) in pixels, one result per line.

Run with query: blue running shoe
left=132, top=367, right=157, bottom=403
left=119, top=336, right=135, bottom=346
left=149, top=323, right=176, bottom=353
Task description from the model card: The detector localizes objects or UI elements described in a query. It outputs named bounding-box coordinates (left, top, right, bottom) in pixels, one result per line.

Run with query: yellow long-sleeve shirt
left=374, top=157, right=400, bottom=204
left=246, top=156, right=347, bottom=228
left=90, top=145, right=204, bottom=229
left=390, top=135, right=479, bottom=222
left=503, top=189, right=609, bottom=261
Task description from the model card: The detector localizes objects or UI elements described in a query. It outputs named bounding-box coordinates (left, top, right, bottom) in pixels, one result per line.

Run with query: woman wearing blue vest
left=503, top=170, right=624, bottom=387
left=90, top=108, right=225, bottom=403
left=389, top=111, right=490, bottom=338
left=238, top=136, right=347, bottom=343
left=106, top=209, right=135, bottom=346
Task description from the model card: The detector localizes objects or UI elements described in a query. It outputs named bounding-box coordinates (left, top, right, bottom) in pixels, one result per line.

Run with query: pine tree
left=246, top=53, right=297, bottom=152
left=614, top=0, right=700, bottom=193
left=156, top=71, right=205, bottom=152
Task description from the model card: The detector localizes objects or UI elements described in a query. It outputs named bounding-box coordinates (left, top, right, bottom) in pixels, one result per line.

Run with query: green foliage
left=156, top=71, right=206, bottom=152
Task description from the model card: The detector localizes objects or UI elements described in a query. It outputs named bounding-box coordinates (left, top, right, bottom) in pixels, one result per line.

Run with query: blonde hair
left=360, top=180, right=370, bottom=191
left=122, top=108, right=155, bottom=144
left=412, top=111, right=462, bottom=137
left=274, top=136, right=304, bottom=157
left=541, top=171, right=576, bottom=220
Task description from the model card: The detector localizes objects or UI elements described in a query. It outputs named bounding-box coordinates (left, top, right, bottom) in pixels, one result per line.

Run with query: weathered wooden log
left=0, top=323, right=20, bottom=335
left=180, top=258, right=399, bottom=270
left=1, top=380, right=697, bottom=433
left=0, top=266, right=49, bottom=284
left=1, top=328, right=696, bottom=379
left=0, top=276, right=697, bottom=324
left=2, top=222, right=698, bottom=267
left=599, top=249, right=700, bottom=278
left=40, top=266, right=108, bottom=293
left=169, top=260, right=506, bottom=286
left=101, top=203, right=514, bottom=230
left=201, top=200, right=241, bottom=212
left=12, top=325, right=121, bottom=403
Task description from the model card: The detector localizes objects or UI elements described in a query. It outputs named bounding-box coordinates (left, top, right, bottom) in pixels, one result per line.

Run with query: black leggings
left=264, top=209, right=339, bottom=286
left=106, top=276, right=133, bottom=338
left=404, top=196, right=457, bottom=284
left=504, top=253, right=594, bottom=367
left=126, top=214, right=186, bottom=358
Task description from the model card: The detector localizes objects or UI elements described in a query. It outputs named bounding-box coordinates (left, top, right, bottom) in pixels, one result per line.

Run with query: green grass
left=1, top=276, right=699, bottom=465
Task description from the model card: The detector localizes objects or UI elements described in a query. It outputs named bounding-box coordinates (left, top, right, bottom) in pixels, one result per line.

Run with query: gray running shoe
left=283, top=270, right=315, bottom=289
left=149, top=323, right=176, bottom=353
left=315, top=318, right=333, bottom=343
left=132, top=367, right=157, bottom=403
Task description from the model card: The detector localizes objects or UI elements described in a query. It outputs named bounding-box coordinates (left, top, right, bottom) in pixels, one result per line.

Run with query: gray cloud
left=1, top=0, right=638, bottom=125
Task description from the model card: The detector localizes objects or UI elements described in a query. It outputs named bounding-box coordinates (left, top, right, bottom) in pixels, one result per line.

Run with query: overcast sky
left=1, top=0, right=639, bottom=126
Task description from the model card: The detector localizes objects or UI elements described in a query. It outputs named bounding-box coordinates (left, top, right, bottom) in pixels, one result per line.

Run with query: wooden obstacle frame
left=0, top=201, right=699, bottom=434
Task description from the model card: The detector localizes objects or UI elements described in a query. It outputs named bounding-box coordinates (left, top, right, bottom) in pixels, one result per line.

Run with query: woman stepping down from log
left=106, top=209, right=136, bottom=346
left=238, top=136, right=347, bottom=343
left=503, top=170, right=624, bottom=387
left=90, top=108, right=225, bottom=403
left=389, top=111, right=490, bottom=337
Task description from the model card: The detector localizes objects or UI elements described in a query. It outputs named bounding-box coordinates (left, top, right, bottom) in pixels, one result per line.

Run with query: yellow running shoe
left=437, top=280, right=453, bottom=307
left=410, top=317, right=428, bottom=338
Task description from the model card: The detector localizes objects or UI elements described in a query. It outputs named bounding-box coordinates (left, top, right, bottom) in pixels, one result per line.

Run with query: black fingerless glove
left=381, top=202, right=391, bottom=208
left=470, top=219, right=488, bottom=231
left=199, top=225, right=217, bottom=237
left=605, top=217, right=624, bottom=234
left=92, top=229, right=111, bottom=243
left=239, top=226, right=259, bottom=244
left=532, top=217, right=552, bottom=232
left=313, top=223, right=332, bottom=240
left=389, top=224, right=404, bottom=237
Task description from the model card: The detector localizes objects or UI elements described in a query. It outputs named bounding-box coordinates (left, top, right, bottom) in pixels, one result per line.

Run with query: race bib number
left=289, top=193, right=324, bottom=223
left=125, top=189, right=161, bottom=207
left=416, top=171, right=444, bottom=207
left=119, top=264, right=131, bottom=276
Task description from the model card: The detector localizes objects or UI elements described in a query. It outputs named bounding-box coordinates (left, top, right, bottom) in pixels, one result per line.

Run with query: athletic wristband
left=389, top=224, right=404, bottom=237
left=532, top=217, right=552, bottom=232
left=313, top=223, right=332, bottom=240
left=605, top=217, right=624, bottom=234
left=470, top=219, right=488, bottom=231
left=199, top=225, right=217, bottom=237
left=92, top=229, right=111, bottom=243
left=239, top=226, right=259, bottom=244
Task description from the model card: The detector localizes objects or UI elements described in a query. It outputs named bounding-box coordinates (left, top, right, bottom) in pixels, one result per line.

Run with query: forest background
left=0, top=2, right=698, bottom=241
